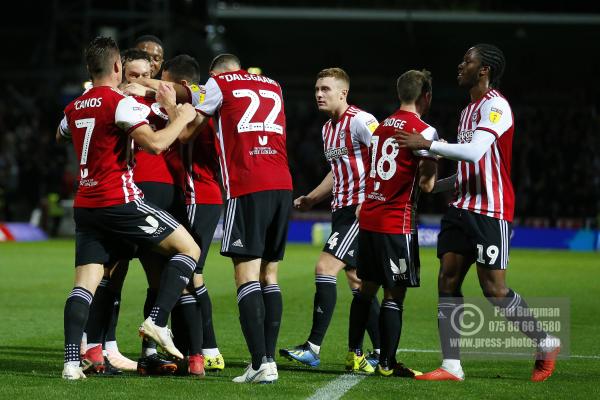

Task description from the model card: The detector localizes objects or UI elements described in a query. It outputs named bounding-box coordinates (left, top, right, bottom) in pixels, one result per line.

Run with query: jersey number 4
left=75, top=118, right=95, bottom=178
left=232, top=89, right=283, bottom=134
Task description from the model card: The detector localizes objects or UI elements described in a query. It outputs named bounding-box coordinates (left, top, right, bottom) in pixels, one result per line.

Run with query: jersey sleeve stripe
left=196, top=108, right=212, bottom=117
left=126, top=121, right=148, bottom=135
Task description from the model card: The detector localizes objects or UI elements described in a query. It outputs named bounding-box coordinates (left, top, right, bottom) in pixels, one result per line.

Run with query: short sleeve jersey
left=132, top=96, right=185, bottom=189
left=322, top=106, right=378, bottom=210
left=452, top=89, right=515, bottom=222
left=195, top=70, right=293, bottom=198
left=59, top=86, right=149, bottom=208
left=359, top=110, right=438, bottom=234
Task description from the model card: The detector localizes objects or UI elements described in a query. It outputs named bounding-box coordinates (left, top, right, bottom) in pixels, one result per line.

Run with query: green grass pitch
left=0, top=240, right=599, bottom=399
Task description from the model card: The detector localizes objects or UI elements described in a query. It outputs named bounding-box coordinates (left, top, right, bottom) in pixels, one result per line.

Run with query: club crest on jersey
left=151, top=103, right=169, bottom=120
left=339, top=130, right=346, bottom=140
left=489, top=107, right=503, bottom=123
left=472, top=112, right=479, bottom=124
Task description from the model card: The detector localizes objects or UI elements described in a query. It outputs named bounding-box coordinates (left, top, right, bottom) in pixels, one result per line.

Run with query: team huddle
left=58, top=35, right=560, bottom=383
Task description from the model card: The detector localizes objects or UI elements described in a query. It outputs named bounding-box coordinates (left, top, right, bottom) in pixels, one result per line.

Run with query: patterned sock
left=64, top=287, right=93, bottom=363
left=262, top=284, right=282, bottom=359
left=379, top=299, right=403, bottom=365
left=85, top=278, right=115, bottom=346
left=348, top=292, right=372, bottom=351
left=307, top=275, right=337, bottom=346
left=105, top=292, right=120, bottom=342
left=172, top=294, right=203, bottom=355
left=237, top=281, right=266, bottom=370
left=154, top=254, right=196, bottom=327
left=487, top=289, right=547, bottom=341
left=438, top=292, right=462, bottom=360
left=196, top=285, right=218, bottom=349
left=142, top=288, right=158, bottom=353
left=352, top=288, right=381, bottom=350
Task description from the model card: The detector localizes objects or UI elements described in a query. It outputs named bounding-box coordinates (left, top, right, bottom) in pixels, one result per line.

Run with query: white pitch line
left=397, top=348, right=600, bottom=359
left=307, top=374, right=366, bottom=400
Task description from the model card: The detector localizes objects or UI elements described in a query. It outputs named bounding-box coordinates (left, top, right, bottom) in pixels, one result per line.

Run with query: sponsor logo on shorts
left=138, top=216, right=160, bottom=235
left=232, top=239, right=244, bottom=248
left=390, top=258, right=408, bottom=281
left=138, top=216, right=167, bottom=237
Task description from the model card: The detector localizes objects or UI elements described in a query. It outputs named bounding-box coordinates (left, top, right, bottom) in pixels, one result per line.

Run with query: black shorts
left=137, top=182, right=187, bottom=225
left=437, top=206, right=512, bottom=270
left=357, top=229, right=420, bottom=288
left=74, top=199, right=180, bottom=267
left=187, top=203, right=223, bottom=272
left=322, top=205, right=359, bottom=269
left=221, top=190, right=292, bottom=261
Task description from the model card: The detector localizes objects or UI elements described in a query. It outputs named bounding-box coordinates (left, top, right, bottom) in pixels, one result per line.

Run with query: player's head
left=458, top=44, right=505, bottom=89
left=121, top=48, right=151, bottom=84
left=209, top=53, right=241, bottom=76
left=315, top=67, right=350, bottom=114
left=396, top=69, right=433, bottom=116
left=85, top=36, right=121, bottom=84
left=162, top=54, right=201, bottom=85
left=135, top=35, right=164, bottom=78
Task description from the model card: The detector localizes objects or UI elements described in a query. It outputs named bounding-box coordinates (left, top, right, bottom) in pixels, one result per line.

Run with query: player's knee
left=193, top=273, right=204, bottom=288
left=360, top=281, right=379, bottom=297
left=315, top=256, right=340, bottom=276
left=179, top=239, right=200, bottom=261
left=438, top=271, right=461, bottom=292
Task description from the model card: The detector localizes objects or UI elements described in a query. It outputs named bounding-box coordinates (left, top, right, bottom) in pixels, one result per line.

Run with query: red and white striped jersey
left=195, top=70, right=293, bottom=198
left=452, top=89, right=515, bottom=222
left=59, top=86, right=149, bottom=208
left=132, top=96, right=185, bottom=189
left=360, top=110, right=438, bottom=234
left=322, top=105, right=378, bottom=210
left=182, top=119, right=223, bottom=205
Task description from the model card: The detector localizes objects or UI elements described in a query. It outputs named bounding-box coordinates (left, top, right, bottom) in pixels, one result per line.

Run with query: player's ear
left=479, top=65, right=490, bottom=79
left=181, top=79, right=189, bottom=86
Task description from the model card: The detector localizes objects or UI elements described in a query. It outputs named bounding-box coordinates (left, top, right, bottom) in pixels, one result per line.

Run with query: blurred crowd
left=1, top=85, right=598, bottom=229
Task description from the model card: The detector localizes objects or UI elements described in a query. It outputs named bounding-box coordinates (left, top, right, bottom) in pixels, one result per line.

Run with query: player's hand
left=393, top=128, right=432, bottom=150
left=355, top=204, right=362, bottom=220
left=177, top=103, right=197, bottom=124
left=123, top=82, right=151, bottom=97
left=157, top=82, right=176, bottom=109
left=293, top=195, right=314, bottom=212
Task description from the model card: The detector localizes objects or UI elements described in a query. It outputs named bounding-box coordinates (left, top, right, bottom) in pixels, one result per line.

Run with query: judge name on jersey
left=382, top=117, right=409, bottom=130
left=219, top=73, right=278, bottom=86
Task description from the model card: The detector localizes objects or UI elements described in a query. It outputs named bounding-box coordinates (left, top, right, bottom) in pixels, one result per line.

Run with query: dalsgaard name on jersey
left=219, top=73, right=278, bottom=86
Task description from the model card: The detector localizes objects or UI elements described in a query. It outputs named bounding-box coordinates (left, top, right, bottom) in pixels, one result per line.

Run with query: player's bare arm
left=293, top=172, right=334, bottom=211
left=394, top=128, right=433, bottom=150
left=55, top=126, right=67, bottom=144
left=135, top=77, right=190, bottom=104
left=122, top=82, right=156, bottom=99
left=130, top=103, right=196, bottom=154
left=418, top=159, right=438, bottom=193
